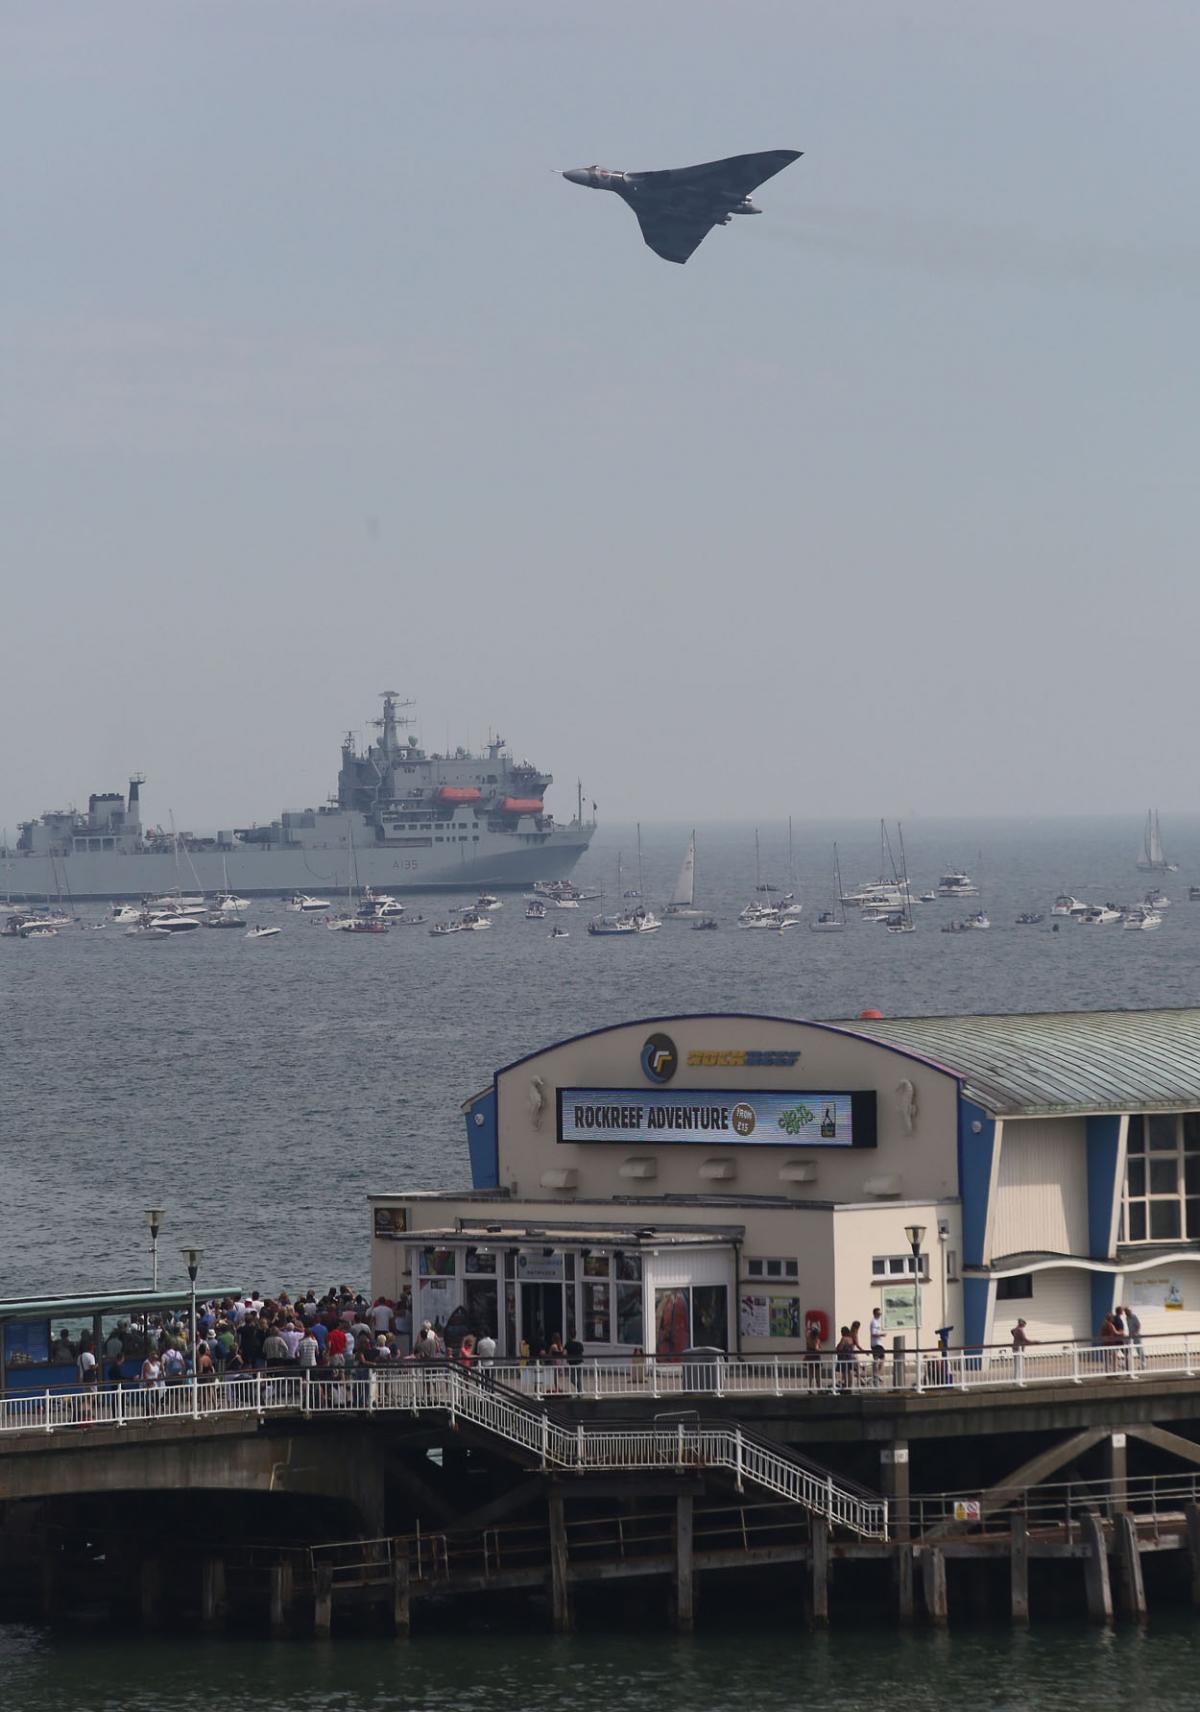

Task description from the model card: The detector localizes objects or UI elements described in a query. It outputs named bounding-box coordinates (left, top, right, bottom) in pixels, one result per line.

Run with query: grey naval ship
left=7, top=693, right=596, bottom=903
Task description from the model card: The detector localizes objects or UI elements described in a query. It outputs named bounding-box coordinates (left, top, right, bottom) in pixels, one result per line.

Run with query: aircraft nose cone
left=562, top=168, right=590, bottom=186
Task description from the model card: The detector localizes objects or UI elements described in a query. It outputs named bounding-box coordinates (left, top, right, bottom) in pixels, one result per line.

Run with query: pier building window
left=871, top=1253, right=930, bottom=1281
left=746, top=1258, right=799, bottom=1280
left=996, top=1274, right=1034, bottom=1301
left=1122, top=1114, right=1200, bottom=1243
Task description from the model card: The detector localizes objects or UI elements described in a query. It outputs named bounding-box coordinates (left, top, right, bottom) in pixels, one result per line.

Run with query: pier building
left=370, top=1009, right=1200, bottom=1356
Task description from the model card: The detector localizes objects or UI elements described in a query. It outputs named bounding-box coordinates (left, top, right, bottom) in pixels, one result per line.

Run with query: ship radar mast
left=373, top=690, right=416, bottom=759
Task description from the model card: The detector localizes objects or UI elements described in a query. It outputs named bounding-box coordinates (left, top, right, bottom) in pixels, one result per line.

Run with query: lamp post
left=145, top=1207, right=166, bottom=1291
left=181, top=1244, right=203, bottom=1371
left=904, top=1223, right=925, bottom=1378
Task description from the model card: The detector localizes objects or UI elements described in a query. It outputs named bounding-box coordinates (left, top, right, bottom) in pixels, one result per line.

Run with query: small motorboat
left=110, top=903, right=144, bottom=925
left=394, top=913, right=426, bottom=927
left=149, top=912, right=202, bottom=933
left=286, top=893, right=331, bottom=913
left=202, top=912, right=245, bottom=928
left=459, top=911, right=493, bottom=931
left=475, top=893, right=503, bottom=911
left=1081, top=905, right=1123, bottom=926
left=966, top=912, right=991, bottom=930
left=328, top=915, right=389, bottom=934
left=548, top=925, right=570, bottom=939
left=126, top=922, right=171, bottom=939
left=692, top=916, right=719, bottom=931
left=1015, top=912, right=1044, bottom=925
left=20, top=925, right=58, bottom=939
left=1123, top=907, right=1162, bottom=931
left=245, top=925, right=281, bottom=940
left=146, top=894, right=206, bottom=915
left=429, top=921, right=463, bottom=937
left=525, top=901, right=547, bottom=920
left=809, top=910, right=844, bottom=933
left=1189, top=886, right=1200, bottom=903
left=553, top=897, right=580, bottom=910
left=1144, top=888, right=1171, bottom=910
left=1051, top=895, right=1088, bottom=917
left=918, top=891, right=937, bottom=904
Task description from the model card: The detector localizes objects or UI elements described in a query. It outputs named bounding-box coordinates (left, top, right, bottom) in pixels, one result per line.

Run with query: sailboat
left=884, top=824, right=916, bottom=933
left=588, top=850, right=660, bottom=935
left=777, top=818, right=803, bottom=919
left=327, top=827, right=389, bottom=932
left=664, top=831, right=702, bottom=919
left=810, top=845, right=847, bottom=932
left=1137, top=810, right=1177, bottom=873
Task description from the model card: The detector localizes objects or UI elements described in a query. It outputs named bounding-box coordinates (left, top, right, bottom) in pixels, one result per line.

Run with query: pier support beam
left=881, top=1440, right=911, bottom=1539
left=1081, top=1512, right=1113, bottom=1625
left=1010, top=1516, right=1029, bottom=1626
left=673, top=1492, right=694, bottom=1632
left=809, top=1520, right=830, bottom=1627
left=200, top=1557, right=226, bottom=1631
left=269, top=1562, right=293, bottom=1638
left=921, top=1546, right=948, bottom=1626
left=1115, top=1512, right=1147, bottom=1623
left=548, top=1491, right=572, bottom=1633
left=314, top=1565, right=333, bottom=1636
left=1105, top=1433, right=1127, bottom=1514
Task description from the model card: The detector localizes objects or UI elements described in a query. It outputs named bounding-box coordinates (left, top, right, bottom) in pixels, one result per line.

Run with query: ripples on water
left=3, top=1623, right=1200, bottom=1710
left=3, top=816, right=1200, bottom=1299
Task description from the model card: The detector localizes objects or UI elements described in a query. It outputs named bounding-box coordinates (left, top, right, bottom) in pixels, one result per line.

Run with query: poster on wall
left=740, top=1295, right=769, bottom=1338
left=769, top=1297, right=802, bottom=1340
left=516, top=1253, right=564, bottom=1283
left=881, top=1283, right=917, bottom=1330
left=417, top=1277, right=457, bottom=1332
left=1127, top=1276, right=1185, bottom=1313
left=558, top=1089, right=876, bottom=1148
left=655, top=1288, right=691, bottom=1356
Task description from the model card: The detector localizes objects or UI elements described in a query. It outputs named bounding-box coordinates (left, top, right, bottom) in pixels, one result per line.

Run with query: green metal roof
left=841, top=1007, right=1200, bottom=1118
left=0, top=1287, right=243, bottom=1321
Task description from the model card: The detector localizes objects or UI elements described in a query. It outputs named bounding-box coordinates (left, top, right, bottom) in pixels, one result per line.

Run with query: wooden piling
left=921, top=1546, right=948, bottom=1626
left=1115, top=1512, right=1147, bottom=1622
left=673, top=1492, right=695, bottom=1632
left=269, top=1562, right=293, bottom=1638
left=391, top=1555, right=411, bottom=1636
left=200, top=1557, right=226, bottom=1631
left=313, top=1564, right=333, bottom=1636
left=895, top=1542, right=915, bottom=1623
left=1009, top=1516, right=1029, bottom=1625
left=548, top=1491, right=572, bottom=1633
left=1186, top=1502, right=1200, bottom=1610
left=809, top=1520, right=830, bottom=1626
left=1081, top=1511, right=1113, bottom=1625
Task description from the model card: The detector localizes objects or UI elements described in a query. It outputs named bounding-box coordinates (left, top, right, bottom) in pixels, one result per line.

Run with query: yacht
left=286, top=894, right=331, bottom=913
left=1137, top=809, right=1177, bottom=873
left=1143, top=888, right=1170, bottom=910
left=1080, top=905, right=1123, bottom=926
left=1123, top=907, right=1162, bottom=931
left=738, top=901, right=781, bottom=930
left=936, top=872, right=979, bottom=899
left=149, top=911, right=202, bottom=933
left=458, top=911, right=493, bottom=931
left=146, top=893, right=206, bottom=915
left=110, top=903, right=144, bottom=925
left=525, top=901, right=547, bottom=920
left=884, top=911, right=915, bottom=934
left=1051, top=895, right=1088, bottom=917
left=663, top=831, right=704, bottom=919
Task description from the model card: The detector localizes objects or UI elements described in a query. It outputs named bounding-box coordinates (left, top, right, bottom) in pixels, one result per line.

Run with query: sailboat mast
left=637, top=823, right=644, bottom=899
left=834, top=843, right=846, bottom=925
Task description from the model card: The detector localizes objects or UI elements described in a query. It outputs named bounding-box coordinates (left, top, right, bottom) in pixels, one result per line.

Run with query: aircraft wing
left=633, top=207, right=720, bottom=265
left=633, top=149, right=801, bottom=201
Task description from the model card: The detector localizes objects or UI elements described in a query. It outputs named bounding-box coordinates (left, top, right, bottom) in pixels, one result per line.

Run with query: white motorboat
left=286, top=893, right=331, bottom=913
left=146, top=893, right=206, bottom=915
left=458, top=911, right=493, bottom=931
left=429, top=920, right=464, bottom=936
left=126, top=921, right=171, bottom=939
left=965, top=911, right=991, bottom=930
left=475, top=893, right=503, bottom=911
left=936, top=871, right=979, bottom=898
left=630, top=907, right=660, bottom=933
left=149, top=912, right=202, bottom=932
left=809, top=910, right=843, bottom=932
left=1080, top=905, right=1123, bottom=926
left=213, top=855, right=249, bottom=914
left=1123, top=907, right=1162, bottom=931
left=553, top=897, right=580, bottom=910
left=663, top=831, right=704, bottom=919
left=110, top=903, right=144, bottom=925
left=1051, top=895, right=1089, bottom=917
left=588, top=913, right=638, bottom=936
left=1143, top=888, right=1170, bottom=910
left=885, top=913, right=916, bottom=934
left=21, top=925, right=58, bottom=938
left=245, top=925, right=281, bottom=940
left=525, top=901, right=547, bottom=920
left=548, top=925, right=570, bottom=939
left=918, top=891, right=937, bottom=904
left=202, top=911, right=245, bottom=928
left=738, top=900, right=780, bottom=928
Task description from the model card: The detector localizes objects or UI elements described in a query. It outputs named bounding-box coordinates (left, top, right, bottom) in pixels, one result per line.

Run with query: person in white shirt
left=369, top=1299, right=394, bottom=1335
left=280, top=1323, right=303, bottom=1361
left=297, top=1330, right=319, bottom=1370
left=869, top=1309, right=886, bottom=1382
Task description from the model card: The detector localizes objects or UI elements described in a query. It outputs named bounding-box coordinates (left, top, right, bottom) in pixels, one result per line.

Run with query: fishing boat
left=663, top=831, right=703, bottom=919
left=1137, top=810, right=1177, bottom=873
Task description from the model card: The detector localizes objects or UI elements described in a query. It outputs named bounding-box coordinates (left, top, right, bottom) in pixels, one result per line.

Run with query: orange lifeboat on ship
left=500, top=797, right=544, bottom=815
left=436, top=786, right=482, bottom=804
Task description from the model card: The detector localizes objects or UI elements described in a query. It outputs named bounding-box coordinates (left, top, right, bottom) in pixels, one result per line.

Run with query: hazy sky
left=4, top=3, right=1199, bottom=830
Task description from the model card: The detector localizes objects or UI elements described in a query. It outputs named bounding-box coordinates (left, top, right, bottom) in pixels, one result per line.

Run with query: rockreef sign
left=556, top=1089, right=877, bottom=1148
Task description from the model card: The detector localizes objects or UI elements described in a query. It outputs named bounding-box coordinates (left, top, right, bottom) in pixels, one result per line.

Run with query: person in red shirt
left=326, top=1325, right=348, bottom=1367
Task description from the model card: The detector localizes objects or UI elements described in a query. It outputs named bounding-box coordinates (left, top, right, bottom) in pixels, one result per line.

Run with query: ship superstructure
left=7, top=694, right=595, bottom=902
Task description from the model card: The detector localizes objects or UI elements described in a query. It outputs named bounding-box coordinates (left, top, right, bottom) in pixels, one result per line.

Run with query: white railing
left=0, top=1367, right=888, bottom=1540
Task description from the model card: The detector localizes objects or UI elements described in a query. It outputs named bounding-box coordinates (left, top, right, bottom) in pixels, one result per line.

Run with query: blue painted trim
left=493, top=1012, right=960, bottom=1086
left=958, top=1099, right=998, bottom=1268
left=464, top=1088, right=498, bottom=1189
left=1091, top=1271, right=1119, bottom=1335
left=962, top=1275, right=992, bottom=1351
left=1086, top=1115, right=1123, bottom=1259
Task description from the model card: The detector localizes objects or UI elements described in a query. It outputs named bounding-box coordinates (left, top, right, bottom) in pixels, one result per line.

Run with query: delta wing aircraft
left=560, top=149, right=801, bottom=265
